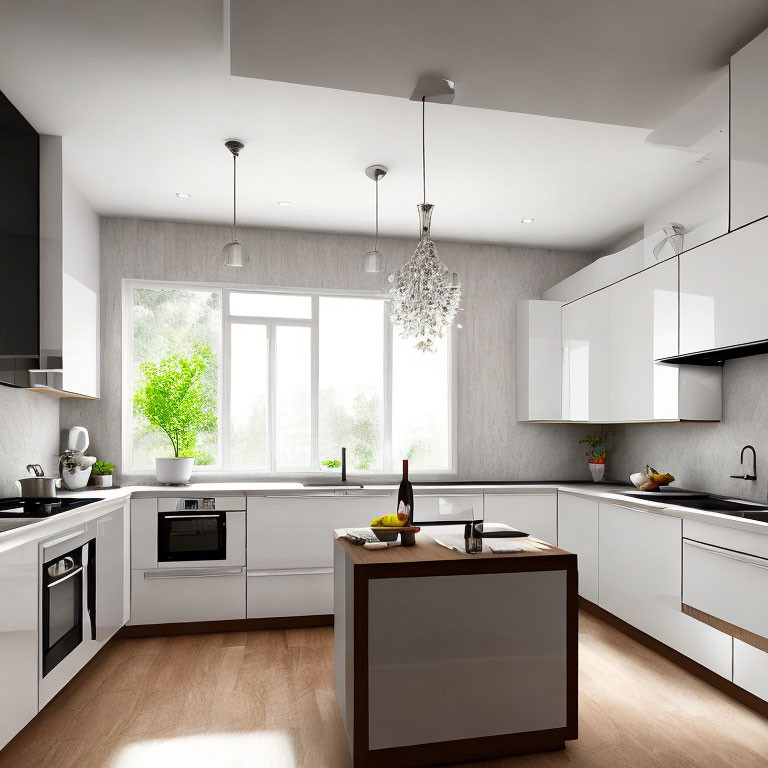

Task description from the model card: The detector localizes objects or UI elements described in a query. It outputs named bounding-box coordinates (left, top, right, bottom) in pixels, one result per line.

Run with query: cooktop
left=0, top=497, right=103, bottom=518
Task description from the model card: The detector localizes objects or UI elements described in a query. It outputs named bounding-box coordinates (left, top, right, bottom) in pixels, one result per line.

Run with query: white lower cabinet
left=0, top=540, right=38, bottom=750
left=556, top=494, right=598, bottom=603
left=483, top=493, right=557, bottom=545
left=598, top=502, right=732, bottom=678
left=95, top=502, right=129, bottom=642
left=246, top=493, right=395, bottom=618
left=130, top=567, right=246, bottom=625
left=412, top=493, right=484, bottom=524
left=734, top=640, right=768, bottom=702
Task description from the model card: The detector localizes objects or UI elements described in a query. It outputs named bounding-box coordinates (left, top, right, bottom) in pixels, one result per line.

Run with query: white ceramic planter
left=91, top=475, right=113, bottom=488
left=62, top=466, right=92, bottom=490
left=155, top=457, right=194, bottom=485
left=588, top=462, right=606, bottom=483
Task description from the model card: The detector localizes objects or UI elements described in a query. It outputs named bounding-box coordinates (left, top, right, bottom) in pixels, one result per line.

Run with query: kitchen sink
left=619, top=490, right=768, bottom=521
left=302, top=482, right=365, bottom=489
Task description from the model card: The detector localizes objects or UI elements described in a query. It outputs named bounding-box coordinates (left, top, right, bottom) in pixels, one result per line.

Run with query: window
left=124, top=281, right=455, bottom=474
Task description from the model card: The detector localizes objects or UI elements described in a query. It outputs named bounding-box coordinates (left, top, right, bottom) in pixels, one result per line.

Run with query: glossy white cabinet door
left=516, top=300, right=562, bottom=421
left=680, top=216, right=768, bottom=354
left=483, top=494, right=557, bottom=545
left=730, top=27, right=768, bottom=231
left=598, top=502, right=731, bottom=678
left=608, top=259, right=679, bottom=420
left=95, top=503, right=128, bottom=643
left=247, top=571, right=333, bottom=618
left=247, top=494, right=394, bottom=569
left=412, top=494, right=483, bottom=524
left=561, top=289, right=610, bottom=421
left=130, top=498, right=158, bottom=569
left=556, top=494, right=598, bottom=603
left=0, top=540, right=38, bottom=750
left=734, top=640, right=768, bottom=702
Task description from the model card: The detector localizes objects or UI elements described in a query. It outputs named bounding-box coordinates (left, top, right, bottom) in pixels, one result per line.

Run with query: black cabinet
left=0, top=89, right=38, bottom=386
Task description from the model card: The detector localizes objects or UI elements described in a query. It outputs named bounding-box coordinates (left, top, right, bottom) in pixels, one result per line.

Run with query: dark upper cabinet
left=0, top=89, right=39, bottom=383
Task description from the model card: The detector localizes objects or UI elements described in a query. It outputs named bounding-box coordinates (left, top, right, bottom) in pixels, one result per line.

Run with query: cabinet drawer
left=683, top=539, right=768, bottom=640
left=411, top=494, right=483, bottom=524
left=129, top=568, right=246, bottom=625
left=734, top=639, right=768, bottom=702
left=484, top=494, right=557, bottom=544
left=247, top=570, right=333, bottom=618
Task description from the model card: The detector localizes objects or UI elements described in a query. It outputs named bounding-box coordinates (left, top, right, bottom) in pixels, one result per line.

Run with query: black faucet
left=341, top=446, right=347, bottom=483
left=730, top=445, right=757, bottom=481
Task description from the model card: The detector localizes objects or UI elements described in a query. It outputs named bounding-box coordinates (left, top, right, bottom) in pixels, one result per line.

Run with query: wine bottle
left=396, top=459, right=414, bottom=524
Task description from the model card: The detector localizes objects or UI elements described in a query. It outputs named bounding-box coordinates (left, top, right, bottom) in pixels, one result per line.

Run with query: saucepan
left=18, top=464, right=60, bottom=498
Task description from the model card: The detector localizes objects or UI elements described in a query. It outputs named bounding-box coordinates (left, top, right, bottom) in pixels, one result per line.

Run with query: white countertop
left=2, top=480, right=766, bottom=550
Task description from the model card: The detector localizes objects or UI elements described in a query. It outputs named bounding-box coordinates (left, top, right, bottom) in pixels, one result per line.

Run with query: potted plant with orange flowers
left=579, top=432, right=612, bottom=483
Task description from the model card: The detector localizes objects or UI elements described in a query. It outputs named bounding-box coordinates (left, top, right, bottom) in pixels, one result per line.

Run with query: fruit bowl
left=630, top=465, right=675, bottom=491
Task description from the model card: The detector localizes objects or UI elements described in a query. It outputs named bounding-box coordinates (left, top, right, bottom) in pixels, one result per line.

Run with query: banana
left=370, top=512, right=409, bottom=527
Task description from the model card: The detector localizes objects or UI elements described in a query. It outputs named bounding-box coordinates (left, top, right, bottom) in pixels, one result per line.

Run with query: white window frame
left=122, top=278, right=458, bottom=477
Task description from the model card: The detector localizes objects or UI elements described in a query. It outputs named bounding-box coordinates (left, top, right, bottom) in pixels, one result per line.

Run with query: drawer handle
left=144, top=567, right=244, bottom=580
left=247, top=567, right=333, bottom=577
left=684, top=539, right=768, bottom=569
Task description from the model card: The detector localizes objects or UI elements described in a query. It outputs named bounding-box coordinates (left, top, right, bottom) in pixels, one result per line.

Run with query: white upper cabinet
left=561, top=288, right=610, bottom=421
left=516, top=300, right=562, bottom=421
left=730, top=27, right=768, bottom=231
left=680, top=216, right=768, bottom=355
left=608, top=259, right=678, bottom=420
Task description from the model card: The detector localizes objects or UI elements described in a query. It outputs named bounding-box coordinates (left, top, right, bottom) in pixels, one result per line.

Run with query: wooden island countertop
left=333, top=528, right=578, bottom=768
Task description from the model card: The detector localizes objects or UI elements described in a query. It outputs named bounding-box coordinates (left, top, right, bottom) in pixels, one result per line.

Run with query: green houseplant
left=91, top=460, right=115, bottom=488
left=579, top=432, right=612, bottom=483
left=133, top=345, right=217, bottom=484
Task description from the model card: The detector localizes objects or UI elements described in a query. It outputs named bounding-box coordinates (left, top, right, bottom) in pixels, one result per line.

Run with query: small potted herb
left=91, top=460, right=115, bottom=488
left=579, top=432, right=612, bottom=483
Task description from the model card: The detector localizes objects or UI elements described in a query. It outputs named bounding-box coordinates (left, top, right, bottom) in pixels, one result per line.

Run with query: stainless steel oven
left=158, top=502, right=227, bottom=563
left=41, top=528, right=95, bottom=677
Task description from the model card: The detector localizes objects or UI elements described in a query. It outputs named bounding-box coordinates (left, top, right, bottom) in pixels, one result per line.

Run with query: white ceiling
left=0, top=1, right=765, bottom=251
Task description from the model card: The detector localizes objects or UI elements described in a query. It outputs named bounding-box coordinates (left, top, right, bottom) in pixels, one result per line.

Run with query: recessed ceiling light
left=521, top=217, right=535, bottom=224
left=176, top=192, right=191, bottom=199
left=277, top=200, right=293, bottom=207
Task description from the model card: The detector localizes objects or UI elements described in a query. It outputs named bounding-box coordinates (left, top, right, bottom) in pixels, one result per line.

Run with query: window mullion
left=268, top=321, right=277, bottom=473
left=311, top=295, right=320, bottom=471
left=221, top=289, right=231, bottom=469
left=383, top=301, right=393, bottom=474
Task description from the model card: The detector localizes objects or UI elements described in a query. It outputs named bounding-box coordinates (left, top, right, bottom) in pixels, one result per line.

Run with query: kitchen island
left=333, top=529, right=578, bottom=768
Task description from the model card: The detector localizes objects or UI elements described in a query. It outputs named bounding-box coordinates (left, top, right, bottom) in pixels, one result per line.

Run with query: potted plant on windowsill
left=133, top=345, right=217, bottom=485
left=579, top=432, right=612, bottom=483
left=91, top=460, right=115, bottom=488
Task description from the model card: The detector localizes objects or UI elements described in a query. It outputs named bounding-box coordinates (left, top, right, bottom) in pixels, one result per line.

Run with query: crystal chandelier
left=388, top=80, right=462, bottom=352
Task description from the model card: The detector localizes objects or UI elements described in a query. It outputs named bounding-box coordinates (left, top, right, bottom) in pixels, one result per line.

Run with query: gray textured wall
left=611, top=354, right=768, bottom=501
left=61, top=217, right=595, bottom=482
left=0, top=386, right=60, bottom=496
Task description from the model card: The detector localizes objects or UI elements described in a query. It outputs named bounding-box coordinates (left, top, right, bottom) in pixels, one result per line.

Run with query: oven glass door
left=158, top=512, right=227, bottom=562
left=42, top=546, right=84, bottom=677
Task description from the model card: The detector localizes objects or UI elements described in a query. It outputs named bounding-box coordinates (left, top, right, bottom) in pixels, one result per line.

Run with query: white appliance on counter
left=129, top=497, right=246, bottom=625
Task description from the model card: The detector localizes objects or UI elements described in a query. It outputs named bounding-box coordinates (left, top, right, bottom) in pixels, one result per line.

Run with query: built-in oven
left=41, top=527, right=95, bottom=677
left=158, top=501, right=227, bottom=563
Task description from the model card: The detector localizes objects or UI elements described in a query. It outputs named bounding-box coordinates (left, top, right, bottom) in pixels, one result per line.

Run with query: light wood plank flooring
left=2, top=612, right=767, bottom=768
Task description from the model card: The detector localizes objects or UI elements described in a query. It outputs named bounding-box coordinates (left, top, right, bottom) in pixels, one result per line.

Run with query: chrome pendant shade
left=222, top=139, right=247, bottom=267
left=363, top=164, right=387, bottom=273
left=388, top=78, right=462, bottom=351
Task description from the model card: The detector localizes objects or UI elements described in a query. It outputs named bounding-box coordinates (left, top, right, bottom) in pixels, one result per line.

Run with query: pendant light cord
left=422, top=96, right=426, bottom=204
left=374, top=175, right=379, bottom=250
left=233, top=152, right=238, bottom=241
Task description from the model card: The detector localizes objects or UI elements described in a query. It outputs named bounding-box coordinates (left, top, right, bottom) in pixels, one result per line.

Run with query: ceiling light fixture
left=277, top=200, right=293, bottom=207
left=388, top=78, right=462, bottom=352
left=222, top=139, right=247, bottom=268
left=521, top=217, right=535, bottom=224
left=363, top=164, right=387, bottom=274
left=176, top=192, right=191, bottom=199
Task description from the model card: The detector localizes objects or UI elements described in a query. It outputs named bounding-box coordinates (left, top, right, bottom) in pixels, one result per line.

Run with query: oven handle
left=144, top=566, right=244, bottom=580
left=160, top=514, right=223, bottom=519
left=46, top=565, right=83, bottom=587
left=43, top=529, right=87, bottom=550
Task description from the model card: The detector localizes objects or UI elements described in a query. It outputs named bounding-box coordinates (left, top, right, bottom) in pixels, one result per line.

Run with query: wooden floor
left=3, top=611, right=768, bottom=768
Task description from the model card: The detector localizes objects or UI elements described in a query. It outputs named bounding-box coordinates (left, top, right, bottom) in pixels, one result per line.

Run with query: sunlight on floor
left=108, top=731, right=297, bottom=768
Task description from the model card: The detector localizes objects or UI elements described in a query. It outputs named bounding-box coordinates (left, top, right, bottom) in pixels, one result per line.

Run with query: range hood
left=659, top=339, right=768, bottom=366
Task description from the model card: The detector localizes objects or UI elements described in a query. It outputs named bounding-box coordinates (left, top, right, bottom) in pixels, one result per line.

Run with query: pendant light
left=363, top=164, right=387, bottom=273
left=388, top=78, right=462, bottom=352
left=222, top=139, right=247, bottom=267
